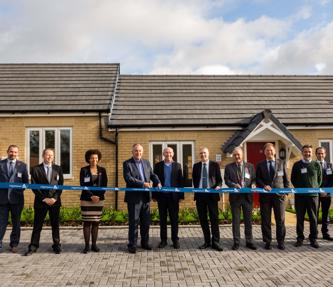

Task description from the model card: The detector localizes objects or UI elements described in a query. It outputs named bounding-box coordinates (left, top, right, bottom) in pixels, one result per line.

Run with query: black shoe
left=141, top=244, right=152, bottom=251
left=264, top=242, right=272, bottom=250
left=232, top=243, right=239, bottom=250
left=53, top=246, right=61, bottom=254
left=158, top=241, right=167, bottom=249
left=24, top=249, right=35, bottom=256
left=212, top=243, right=223, bottom=252
left=199, top=242, right=211, bottom=249
left=323, top=234, right=333, bottom=241
left=91, top=245, right=100, bottom=252
left=128, top=246, right=136, bottom=254
left=294, top=240, right=303, bottom=247
left=10, top=246, right=18, bottom=253
left=310, top=240, right=319, bottom=249
left=277, top=243, right=285, bottom=250
left=246, top=242, right=257, bottom=250
left=82, top=246, right=89, bottom=254
left=172, top=241, right=180, bottom=249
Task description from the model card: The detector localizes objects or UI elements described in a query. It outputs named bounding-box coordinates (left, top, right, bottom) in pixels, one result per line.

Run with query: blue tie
left=269, top=160, right=275, bottom=180
left=202, top=163, right=208, bottom=188
left=8, top=161, right=14, bottom=178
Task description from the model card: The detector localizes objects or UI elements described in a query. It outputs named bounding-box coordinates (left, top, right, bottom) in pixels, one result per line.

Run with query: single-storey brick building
left=1, top=64, right=333, bottom=209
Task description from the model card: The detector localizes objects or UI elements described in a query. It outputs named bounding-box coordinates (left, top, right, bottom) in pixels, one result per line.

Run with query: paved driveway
left=1, top=225, right=333, bottom=286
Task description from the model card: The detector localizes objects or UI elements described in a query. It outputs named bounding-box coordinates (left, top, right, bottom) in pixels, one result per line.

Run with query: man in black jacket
left=315, top=146, right=333, bottom=241
left=25, top=148, right=64, bottom=255
left=193, top=147, right=223, bottom=251
left=152, top=147, right=184, bottom=249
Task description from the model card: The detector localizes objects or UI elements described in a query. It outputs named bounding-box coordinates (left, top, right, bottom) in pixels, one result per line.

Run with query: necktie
left=9, top=161, right=14, bottom=177
left=202, top=163, right=208, bottom=188
left=237, top=164, right=242, bottom=185
left=269, top=160, right=275, bottom=180
left=46, top=166, right=51, bottom=183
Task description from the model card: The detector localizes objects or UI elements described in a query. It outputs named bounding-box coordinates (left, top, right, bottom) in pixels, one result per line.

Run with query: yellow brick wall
left=0, top=116, right=116, bottom=208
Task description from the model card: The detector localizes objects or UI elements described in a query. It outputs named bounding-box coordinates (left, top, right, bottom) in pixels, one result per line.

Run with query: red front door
left=246, top=142, right=268, bottom=207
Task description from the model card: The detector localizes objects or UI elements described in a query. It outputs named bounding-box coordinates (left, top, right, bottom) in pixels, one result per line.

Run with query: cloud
left=0, top=0, right=332, bottom=75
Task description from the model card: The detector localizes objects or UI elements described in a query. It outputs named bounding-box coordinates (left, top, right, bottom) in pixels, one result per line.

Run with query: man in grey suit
left=0, top=145, right=29, bottom=253
left=123, top=143, right=161, bottom=254
left=224, top=146, right=257, bottom=250
left=256, top=143, right=290, bottom=250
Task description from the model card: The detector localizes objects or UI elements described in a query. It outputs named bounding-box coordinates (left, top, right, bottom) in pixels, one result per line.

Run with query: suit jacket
left=256, top=159, right=290, bottom=189
left=192, top=160, right=222, bottom=201
left=152, top=161, right=184, bottom=201
left=123, top=157, right=161, bottom=203
left=0, top=159, right=29, bottom=205
left=80, top=165, right=108, bottom=201
left=31, top=163, right=64, bottom=208
left=319, top=161, right=333, bottom=188
left=224, top=161, right=255, bottom=202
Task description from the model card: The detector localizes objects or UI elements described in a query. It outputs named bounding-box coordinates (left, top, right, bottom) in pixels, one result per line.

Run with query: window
left=150, top=141, right=194, bottom=187
left=319, top=140, right=332, bottom=162
left=27, top=128, right=72, bottom=177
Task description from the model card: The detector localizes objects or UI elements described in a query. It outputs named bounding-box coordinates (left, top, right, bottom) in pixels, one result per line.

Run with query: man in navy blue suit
left=0, top=145, right=29, bottom=253
left=123, top=143, right=161, bottom=254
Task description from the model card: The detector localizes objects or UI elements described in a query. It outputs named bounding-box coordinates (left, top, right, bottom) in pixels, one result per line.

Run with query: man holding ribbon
left=224, top=146, right=257, bottom=250
left=256, top=143, right=290, bottom=250
left=0, top=145, right=28, bottom=253
left=192, top=147, right=223, bottom=251
left=25, top=148, right=64, bottom=255
left=315, top=146, right=333, bottom=241
left=123, top=143, right=161, bottom=254
left=291, top=144, right=322, bottom=248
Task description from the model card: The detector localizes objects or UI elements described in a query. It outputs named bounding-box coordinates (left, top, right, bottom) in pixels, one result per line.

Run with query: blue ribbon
left=1, top=182, right=333, bottom=194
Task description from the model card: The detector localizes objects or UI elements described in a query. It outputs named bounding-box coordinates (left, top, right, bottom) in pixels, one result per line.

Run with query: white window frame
left=149, top=141, right=195, bottom=167
left=26, top=127, right=73, bottom=178
left=319, top=140, right=333, bottom=162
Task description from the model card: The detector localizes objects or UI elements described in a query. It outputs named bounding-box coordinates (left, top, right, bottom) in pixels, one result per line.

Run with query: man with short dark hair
left=291, top=144, right=322, bottom=248
left=315, top=146, right=333, bottom=241
left=25, top=148, right=64, bottom=255
left=0, top=145, right=29, bottom=253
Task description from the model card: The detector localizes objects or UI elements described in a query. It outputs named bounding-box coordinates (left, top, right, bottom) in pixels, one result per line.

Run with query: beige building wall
left=0, top=116, right=116, bottom=208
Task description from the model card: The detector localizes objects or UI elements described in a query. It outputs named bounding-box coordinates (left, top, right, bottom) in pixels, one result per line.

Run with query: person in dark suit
left=123, top=143, right=161, bottom=254
left=315, top=146, right=333, bottom=241
left=80, top=149, right=108, bottom=253
left=152, top=147, right=184, bottom=249
left=224, top=146, right=257, bottom=250
left=256, top=143, right=290, bottom=250
left=0, top=145, right=29, bottom=253
left=192, top=147, right=223, bottom=251
left=25, top=148, right=64, bottom=255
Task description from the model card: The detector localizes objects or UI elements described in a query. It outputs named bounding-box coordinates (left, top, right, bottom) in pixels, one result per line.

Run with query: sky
left=0, top=0, right=333, bottom=74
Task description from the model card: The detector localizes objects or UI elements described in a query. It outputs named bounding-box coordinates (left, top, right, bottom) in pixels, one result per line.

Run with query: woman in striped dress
left=80, top=149, right=108, bottom=253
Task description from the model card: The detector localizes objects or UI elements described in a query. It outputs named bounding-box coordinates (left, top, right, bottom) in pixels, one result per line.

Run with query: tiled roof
left=0, top=63, right=119, bottom=112
left=109, top=75, right=333, bottom=127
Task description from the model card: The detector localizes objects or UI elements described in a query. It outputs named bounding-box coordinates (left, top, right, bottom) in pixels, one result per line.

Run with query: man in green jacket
left=291, top=144, right=322, bottom=248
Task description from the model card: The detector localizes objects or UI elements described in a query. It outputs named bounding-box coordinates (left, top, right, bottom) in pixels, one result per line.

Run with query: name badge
left=326, top=168, right=332, bottom=175
left=301, top=168, right=307, bottom=174
left=84, top=176, right=90, bottom=183
left=17, top=172, right=22, bottom=178
left=277, top=170, right=284, bottom=177
left=245, top=172, right=250, bottom=179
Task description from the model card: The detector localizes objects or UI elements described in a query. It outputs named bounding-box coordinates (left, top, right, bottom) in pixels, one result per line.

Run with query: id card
left=277, top=170, right=284, bottom=177
left=326, top=168, right=332, bottom=175
left=17, top=172, right=22, bottom=178
left=301, top=168, right=307, bottom=174
left=245, top=172, right=251, bottom=179
left=84, top=176, right=90, bottom=183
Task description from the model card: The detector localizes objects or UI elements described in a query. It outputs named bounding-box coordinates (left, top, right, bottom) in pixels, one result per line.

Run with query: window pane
left=152, top=144, right=163, bottom=169
left=182, top=144, right=193, bottom=187
left=60, top=129, right=70, bottom=174
left=29, top=130, right=40, bottom=172
left=45, top=130, right=55, bottom=149
left=167, top=144, right=177, bottom=162
left=320, top=142, right=331, bottom=162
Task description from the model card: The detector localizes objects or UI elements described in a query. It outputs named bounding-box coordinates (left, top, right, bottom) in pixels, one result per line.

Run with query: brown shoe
left=10, top=246, right=18, bottom=253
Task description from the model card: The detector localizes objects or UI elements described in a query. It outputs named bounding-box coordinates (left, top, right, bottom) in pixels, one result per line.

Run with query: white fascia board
left=0, top=112, right=109, bottom=117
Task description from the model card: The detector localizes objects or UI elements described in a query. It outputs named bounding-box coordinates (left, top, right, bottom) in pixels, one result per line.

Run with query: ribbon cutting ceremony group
left=1, top=142, right=332, bottom=255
